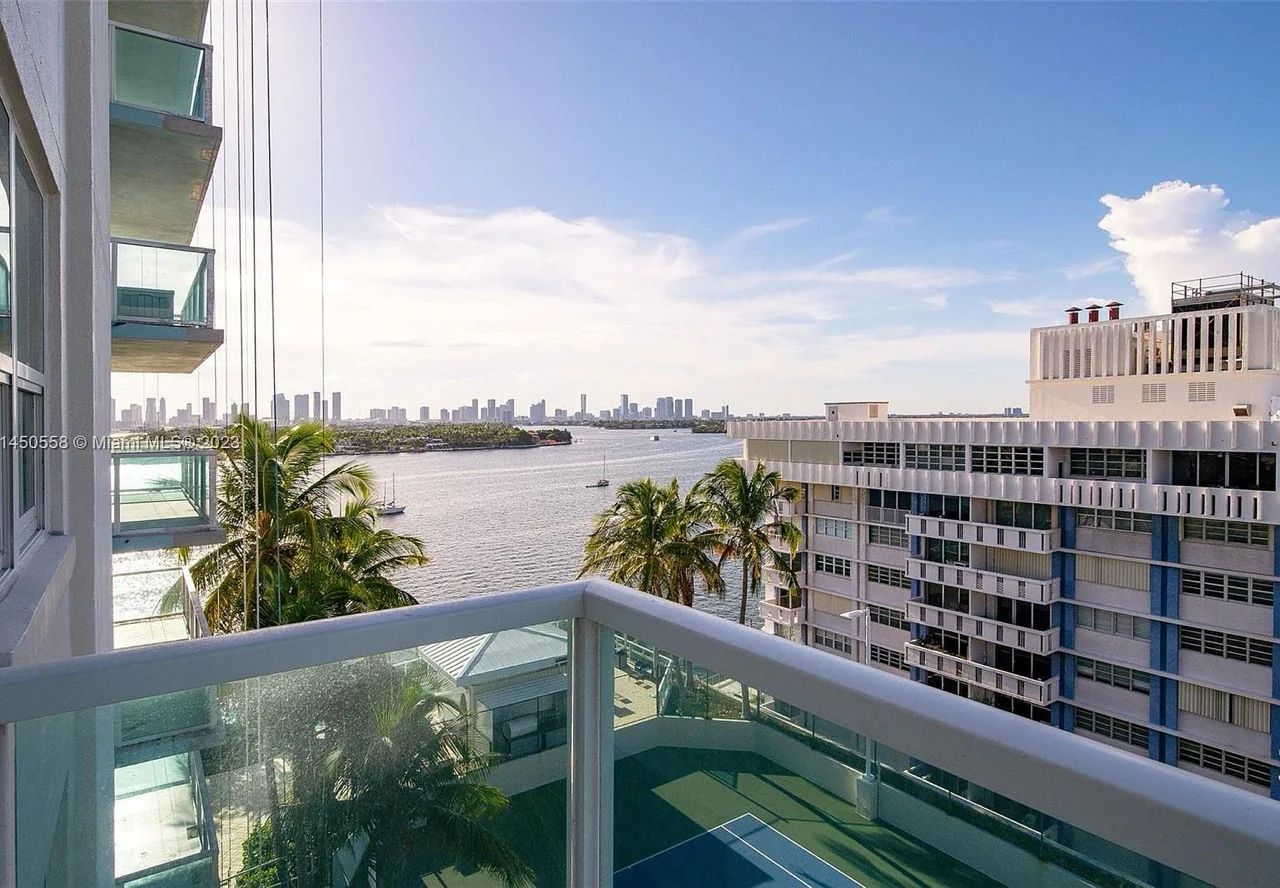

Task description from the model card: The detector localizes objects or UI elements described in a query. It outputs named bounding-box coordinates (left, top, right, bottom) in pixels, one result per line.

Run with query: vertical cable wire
left=264, top=0, right=283, bottom=624
left=318, top=0, right=327, bottom=435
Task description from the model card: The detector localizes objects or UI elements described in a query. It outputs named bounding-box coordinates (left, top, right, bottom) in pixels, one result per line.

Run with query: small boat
left=586, top=454, right=610, bottom=488
left=377, top=475, right=407, bottom=516
left=650, top=434, right=660, bottom=441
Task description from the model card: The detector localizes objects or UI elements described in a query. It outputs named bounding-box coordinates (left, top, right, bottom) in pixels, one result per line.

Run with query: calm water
left=362, top=427, right=750, bottom=623
left=114, top=428, right=754, bottom=625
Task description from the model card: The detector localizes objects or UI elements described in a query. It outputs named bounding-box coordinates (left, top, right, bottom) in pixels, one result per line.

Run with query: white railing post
left=568, top=617, right=614, bottom=887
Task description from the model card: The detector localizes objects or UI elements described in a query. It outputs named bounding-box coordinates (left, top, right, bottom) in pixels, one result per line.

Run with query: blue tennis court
left=614, top=812, right=866, bottom=887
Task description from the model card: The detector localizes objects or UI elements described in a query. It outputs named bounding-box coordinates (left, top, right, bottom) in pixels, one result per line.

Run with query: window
left=813, top=517, right=853, bottom=539
left=812, top=628, right=851, bottom=655
left=867, top=564, right=909, bottom=588
left=1075, top=554, right=1149, bottom=591
left=843, top=441, right=900, bottom=467
left=1141, top=383, right=1166, bottom=403
left=921, top=628, right=968, bottom=657
left=809, top=590, right=850, bottom=616
left=1180, top=570, right=1273, bottom=608
left=904, top=443, right=965, bottom=471
left=1182, top=518, right=1269, bottom=547
left=1178, top=683, right=1270, bottom=733
left=1178, top=739, right=1270, bottom=788
left=813, top=553, right=852, bottom=578
left=1171, top=450, right=1277, bottom=491
left=1068, top=448, right=1146, bottom=480
left=923, top=538, right=969, bottom=567
left=870, top=644, right=907, bottom=671
left=1090, top=385, right=1115, bottom=404
left=830, top=485, right=842, bottom=502
left=920, top=494, right=969, bottom=521
left=1187, top=381, right=1216, bottom=403
left=1075, top=606, right=1151, bottom=640
left=1179, top=626, right=1272, bottom=667
left=993, top=501, right=1052, bottom=530
left=868, top=604, right=907, bottom=630
left=1075, top=656, right=1151, bottom=694
left=921, top=582, right=969, bottom=613
left=1075, top=708, right=1149, bottom=750
left=971, top=446, right=1044, bottom=476
left=993, top=597, right=1051, bottom=631
left=1076, top=508, right=1152, bottom=533
left=867, top=525, right=906, bottom=548
left=868, top=489, right=911, bottom=511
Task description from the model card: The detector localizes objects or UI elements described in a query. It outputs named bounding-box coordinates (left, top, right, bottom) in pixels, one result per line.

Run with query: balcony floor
left=405, top=746, right=996, bottom=886
left=114, top=756, right=202, bottom=880
left=119, top=489, right=206, bottom=530
left=114, top=614, right=189, bottom=649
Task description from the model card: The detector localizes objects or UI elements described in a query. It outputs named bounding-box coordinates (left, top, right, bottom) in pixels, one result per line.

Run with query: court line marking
left=717, top=818, right=818, bottom=888
left=614, top=814, right=753, bottom=874
left=731, top=813, right=868, bottom=888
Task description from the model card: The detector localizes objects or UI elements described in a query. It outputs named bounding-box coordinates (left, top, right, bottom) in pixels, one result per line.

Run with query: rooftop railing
left=0, top=580, right=1275, bottom=887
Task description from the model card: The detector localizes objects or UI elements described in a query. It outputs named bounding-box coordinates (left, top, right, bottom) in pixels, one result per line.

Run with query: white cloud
left=988, top=299, right=1050, bottom=317
left=863, top=205, right=915, bottom=228
left=921, top=293, right=949, bottom=309
left=724, top=216, right=810, bottom=244
left=1098, top=181, right=1280, bottom=312
left=1060, top=255, right=1120, bottom=280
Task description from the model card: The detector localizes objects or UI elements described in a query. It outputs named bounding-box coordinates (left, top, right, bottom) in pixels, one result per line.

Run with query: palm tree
left=252, top=658, right=534, bottom=887
left=578, top=477, right=724, bottom=606
left=188, top=416, right=429, bottom=632
left=695, top=458, right=803, bottom=625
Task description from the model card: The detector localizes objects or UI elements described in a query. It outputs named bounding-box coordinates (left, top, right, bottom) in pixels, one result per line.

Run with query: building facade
left=730, top=279, right=1280, bottom=800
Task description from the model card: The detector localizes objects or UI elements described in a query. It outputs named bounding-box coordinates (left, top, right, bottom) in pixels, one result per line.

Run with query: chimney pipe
left=1086, top=304, right=1100, bottom=323
left=1106, top=301, right=1122, bottom=320
left=1065, top=306, right=1081, bottom=325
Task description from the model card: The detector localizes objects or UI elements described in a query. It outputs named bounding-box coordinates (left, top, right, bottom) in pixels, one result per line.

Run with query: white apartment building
left=730, top=275, right=1280, bottom=800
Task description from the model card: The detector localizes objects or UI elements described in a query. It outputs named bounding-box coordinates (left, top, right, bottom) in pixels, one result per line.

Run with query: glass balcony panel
left=607, top=626, right=1206, bottom=888
left=115, top=241, right=211, bottom=326
left=113, top=26, right=208, bottom=119
left=15, top=624, right=568, bottom=888
left=112, top=452, right=216, bottom=536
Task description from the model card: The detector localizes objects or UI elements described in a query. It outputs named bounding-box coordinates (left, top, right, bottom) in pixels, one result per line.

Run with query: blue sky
left=119, top=2, right=1280, bottom=419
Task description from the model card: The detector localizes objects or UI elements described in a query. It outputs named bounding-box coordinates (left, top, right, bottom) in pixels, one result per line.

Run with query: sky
left=112, top=2, right=1280, bottom=421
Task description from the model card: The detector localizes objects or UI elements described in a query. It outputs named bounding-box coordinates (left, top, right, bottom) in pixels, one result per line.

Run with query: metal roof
left=418, top=623, right=568, bottom=687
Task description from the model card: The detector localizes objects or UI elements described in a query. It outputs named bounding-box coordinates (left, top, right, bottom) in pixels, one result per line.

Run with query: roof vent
left=1065, top=306, right=1081, bottom=325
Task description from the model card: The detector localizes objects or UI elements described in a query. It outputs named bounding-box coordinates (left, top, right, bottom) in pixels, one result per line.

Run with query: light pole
left=840, top=606, right=870, bottom=666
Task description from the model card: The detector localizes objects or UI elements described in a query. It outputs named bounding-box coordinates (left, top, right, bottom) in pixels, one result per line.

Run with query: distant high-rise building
left=202, top=397, right=216, bottom=424
left=420, top=406, right=430, bottom=421
left=158, top=397, right=167, bottom=426
left=530, top=399, right=547, bottom=423
left=684, top=398, right=693, bottom=419
left=674, top=399, right=684, bottom=419
left=389, top=406, right=407, bottom=424
left=440, top=408, right=451, bottom=422
left=312, top=391, right=321, bottom=422
left=370, top=408, right=387, bottom=422
left=331, top=392, right=342, bottom=422
left=642, top=406, right=653, bottom=419
left=700, top=408, right=710, bottom=419
left=485, top=398, right=497, bottom=421
left=145, top=398, right=157, bottom=428
left=580, top=394, right=587, bottom=418
left=620, top=394, right=629, bottom=418
left=272, top=393, right=289, bottom=423
left=294, top=393, right=310, bottom=421
left=554, top=408, right=567, bottom=421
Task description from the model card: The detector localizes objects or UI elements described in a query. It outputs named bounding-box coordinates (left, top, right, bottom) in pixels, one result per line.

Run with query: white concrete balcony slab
left=759, top=601, right=803, bottom=628
left=112, top=239, right=222, bottom=373
left=905, top=601, right=1060, bottom=655
left=907, top=515, right=1061, bottom=553
left=110, top=22, right=222, bottom=244
left=905, top=641, right=1060, bottom=706
left=906, top=557, right=1060, bottom=604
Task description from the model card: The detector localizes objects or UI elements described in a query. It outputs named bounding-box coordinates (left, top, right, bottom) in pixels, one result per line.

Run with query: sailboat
left=376, top=475, right=407, bottom=516
left=586, top=453, right=609, bottom=488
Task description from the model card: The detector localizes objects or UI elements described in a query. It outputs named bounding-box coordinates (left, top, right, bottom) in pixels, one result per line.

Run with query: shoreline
left=336, top=440, right=573, bottom=456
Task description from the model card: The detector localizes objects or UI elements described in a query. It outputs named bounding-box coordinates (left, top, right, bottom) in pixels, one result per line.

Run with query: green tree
left=578, top=477, right=724, bottom=606
left=695, top=458, right=802, bottom=625
left=188, top=416, right=428, bottom=632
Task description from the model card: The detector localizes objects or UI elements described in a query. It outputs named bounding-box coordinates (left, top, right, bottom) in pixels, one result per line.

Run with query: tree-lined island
left=333, top=423, right=572, bottom=454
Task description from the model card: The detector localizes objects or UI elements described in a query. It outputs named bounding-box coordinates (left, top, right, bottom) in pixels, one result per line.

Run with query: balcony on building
left=759, top=599, right=803, bottom=629
left=2, top=581, right=1275, bottom=888
left=111, top=449, right=223, bottom=552
left=109, top=20, right=221, bottom=244
left=112, top=238, right=222, bottom=373
left=905, top=600, right=1059, bottom=655
left=114, top=752, right=218, bottom=888
left=906, top=556, right=1060, bottom=604
left=907, top=514, right=1061, bottom=554
left=904, top=639, right=1060, bottom=706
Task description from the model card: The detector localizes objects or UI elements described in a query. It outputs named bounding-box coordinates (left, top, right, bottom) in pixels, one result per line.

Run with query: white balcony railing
left=113, top=238, right=216, bottom=328
left=905, top=601, right=1060, bottom=655
left=907, top=515, right=1061, bottom=554
left=0, top=580, right=1275, bottom=887
left=759, top=600, right=803, bottom=628
left=110, top=449, right=222, bottom=551
left=906, top=557, right=1060, bottom=604
left=110, top=22, right=214, bottom=123
left=904, top=641, right=1060, bottom=706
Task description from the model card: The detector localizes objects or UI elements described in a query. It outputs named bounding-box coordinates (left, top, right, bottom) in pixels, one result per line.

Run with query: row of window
left=923, top=538, right=969, bottom=567
left=992, top=501, right=1052, bottom=530
left=904, top=443, right=965, bottom=471
left=1180, top=626, right=1273, bottom=667
left=867, top=564, right=909, bottom=589
left=1075, top=708, right=1150, bottom=750
left=921, top=582, right=969, bottom=613
left=813, top=553, right=851, bottom=578
left=812, top=627, right=851, bottom=655
left=868, top=489, right=912, bottom=511
left=813, top=516, right=853, bottom=539
left=1076, top=656, right=1151, bottom=695
left=1075, top=605, right=1151, bottom=640
left=1171, top=450, right=1276, bottom=492
left=868, top=604, right=907, bottom=630
left=1076, top=508, right=1152, bottom=533
left=920, top=494, right=969, bottom=521
left=867, top=525, right=907, bottom=548
left=870, top=644, right=907, bottom=671
left=1182, top=517, right=1269, bottom=547
left=1068, top=448, right=1146, bottom=480
left=971, top=446, right=1045, bottom=476
left=843, top=441, right=900, bottom=467
left=1178, top=683, right=1270, bottom=733
left=1178, top=739, right=1271, bottom=788
left=1180, top=569, right=1273, bottom=608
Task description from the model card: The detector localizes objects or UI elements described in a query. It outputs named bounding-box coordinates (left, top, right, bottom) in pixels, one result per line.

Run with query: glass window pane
left=15, top=146, right=42, bottom=372
left=0, top=102, right=10, bottom=359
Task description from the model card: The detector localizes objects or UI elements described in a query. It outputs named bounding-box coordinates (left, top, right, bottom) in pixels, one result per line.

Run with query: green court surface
left=408, top=746, right=997, bottom=887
